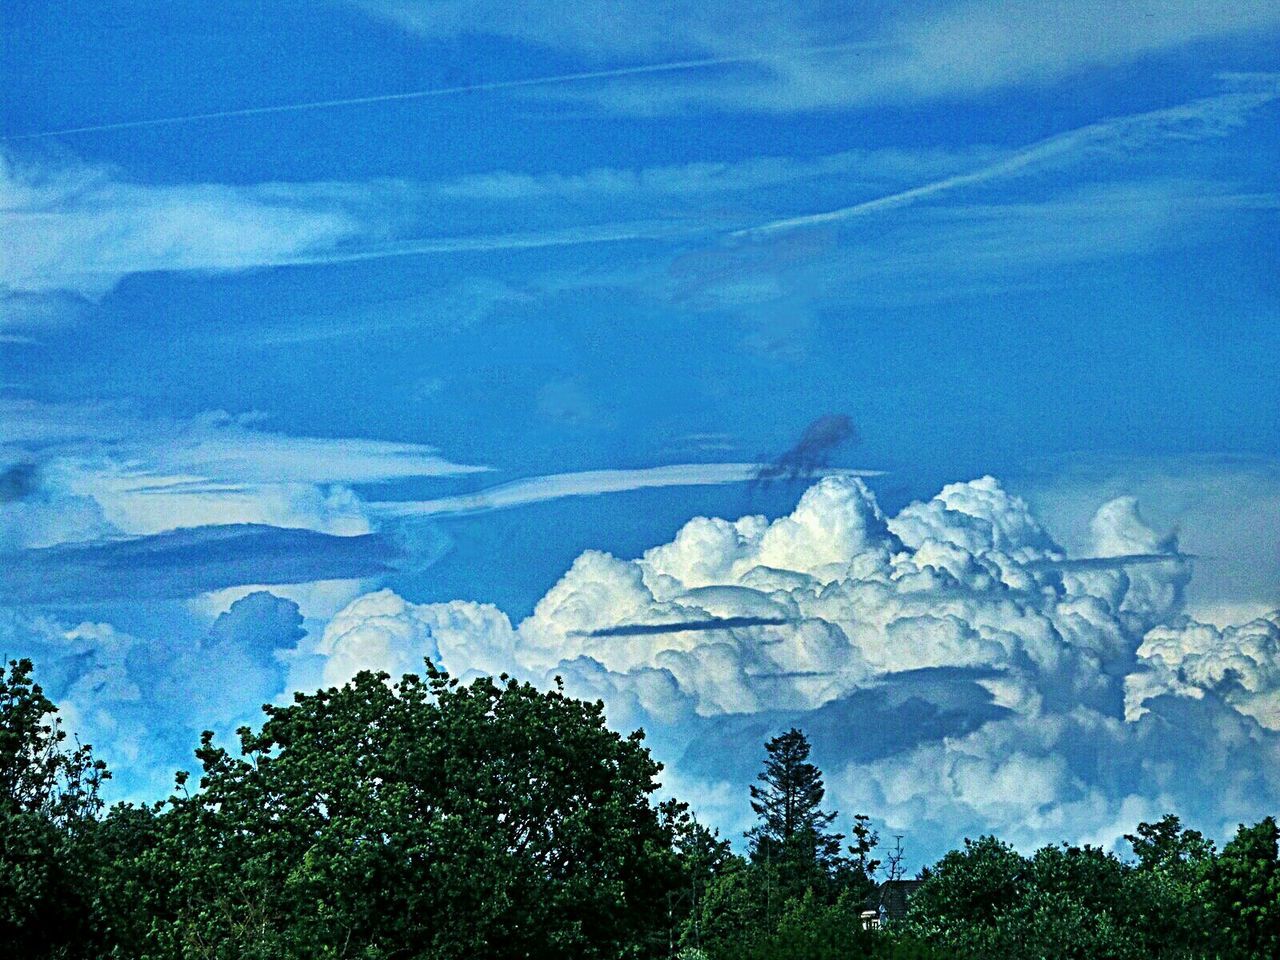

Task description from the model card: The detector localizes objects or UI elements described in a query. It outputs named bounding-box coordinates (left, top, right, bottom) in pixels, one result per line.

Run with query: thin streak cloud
left=367, top=464, right=885, bottom=518
left=1028, top=553, right=1196, bottom=571
left=579, top=616, right=792, bottom=638
left=263, top=220, right=702, bottom=267
left=738, top=76, right=1280, bottom=237
left=2, top=42, right=884, bottom=141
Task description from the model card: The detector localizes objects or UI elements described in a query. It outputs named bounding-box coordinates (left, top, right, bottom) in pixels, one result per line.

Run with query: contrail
left=3, top=42, right=882, bottom=141
left=735, top=81, right=1280, bottom=238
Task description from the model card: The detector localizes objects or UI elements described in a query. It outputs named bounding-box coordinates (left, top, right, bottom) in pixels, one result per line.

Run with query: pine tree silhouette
left=747, top=728, right=843, bottom=872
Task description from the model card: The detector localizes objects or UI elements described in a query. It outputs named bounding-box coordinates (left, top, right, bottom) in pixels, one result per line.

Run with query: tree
left=1212, top=816, right=1280, bottom=958
left=1123, top=814, right=1220, bottom=957
left=666, top=805, right=734, bottom=955
left=836, top=813, right=881, bottom=902
left=900, top=835, right=1027, bottom=957
left=900, top=828, right=1235, bottom=960
left=747, top=728, right=843, bottom=886
left=1125, top=814, right=1215, bottom=878
left=0, top=657, right=109, bottom=959
left=0, top=657, right=108, bottom=824
left=119, top=662, right=684, bottom=959
left=744, top=888, right=876, bottom=960
left=686, top=856, right=774, bottom=958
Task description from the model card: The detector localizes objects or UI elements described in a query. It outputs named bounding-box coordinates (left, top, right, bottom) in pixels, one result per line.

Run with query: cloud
left=0, top=150, right=404, bottom=304
left=158, top=591, right=306, bottom=724
left=1127, top=612, right=1280, bottom=729
left=0, top=524, right=401, bottom=605
left=8, top=73, right=1272, bottom=339
left=740, top=76, right=1280, bottom=236
left=1017, top=454, right=1280, bottom=626
left=356, top=1, right=1280, bottom=113
left=3, top=43, right=887, bottom=141
left=0, top=591, right=309, bottom=795
left=305, top=473, right=1280, bottom=860
left=367, top=463, right=884, bottom=518
left=0, top=400, right=483, bottom=545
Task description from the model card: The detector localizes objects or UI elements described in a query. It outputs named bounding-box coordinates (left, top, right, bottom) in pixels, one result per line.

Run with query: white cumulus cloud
left=303, top=473, right=1280, bottom=855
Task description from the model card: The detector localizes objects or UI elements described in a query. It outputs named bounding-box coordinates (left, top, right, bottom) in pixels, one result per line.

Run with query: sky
left=2, top=0, right=1279, bottom=867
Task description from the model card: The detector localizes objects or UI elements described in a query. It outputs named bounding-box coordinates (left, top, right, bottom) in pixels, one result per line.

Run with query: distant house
left=860, top=880, right=924, bottom=930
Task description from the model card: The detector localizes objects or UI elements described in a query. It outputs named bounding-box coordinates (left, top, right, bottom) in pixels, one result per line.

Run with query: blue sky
left=3, top=1, right=1279, bottom=865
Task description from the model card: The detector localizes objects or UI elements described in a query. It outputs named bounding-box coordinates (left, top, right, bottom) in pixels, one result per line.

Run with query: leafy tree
left=900, top=826, right=1238, bottom=960
left=0, top=657, right=108, bottom=959
left=1212, top=816, right=1280, bottom=958
left=118, top=663, right=683, bottom=959
left=747, top=728, right=843, bottom=892
left=666, top=806, right=735, bottom=954
left=1014, top=843, right=1146, bottom=959
left=87, top=802, right=166, bottom=958
left=1124, top=815, right=1220, bottom=957
left=0, top=657, right=108, bottom=824
left=1125, top=813, right=1214, bottom=877
left=686, top=856, right=774, bottom=959
left=744, top=888, right=876, bottom=960
left=900, top=835, right=1027, bottom=957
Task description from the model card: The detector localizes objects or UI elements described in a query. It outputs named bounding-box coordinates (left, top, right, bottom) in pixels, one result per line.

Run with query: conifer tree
left=746, top=728, right=843, bottom=873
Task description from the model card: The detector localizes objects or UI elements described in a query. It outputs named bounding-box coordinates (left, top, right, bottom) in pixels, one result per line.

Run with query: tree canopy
left=2, top=654, right=1278, bottom=960
left=119, top=663, right=685, bottom=959
left=1, top=658, right=108, bottom=958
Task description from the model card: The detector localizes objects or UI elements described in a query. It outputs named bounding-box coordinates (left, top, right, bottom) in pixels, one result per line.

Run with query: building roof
left=865, top=879, right=925, bottom=922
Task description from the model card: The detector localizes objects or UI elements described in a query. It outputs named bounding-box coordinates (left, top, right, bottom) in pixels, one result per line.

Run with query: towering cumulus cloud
left=306, top=475, right=1279, bottom=859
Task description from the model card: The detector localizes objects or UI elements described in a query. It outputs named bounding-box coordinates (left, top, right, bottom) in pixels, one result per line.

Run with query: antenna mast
left=886, top=835, right=905, bottom=882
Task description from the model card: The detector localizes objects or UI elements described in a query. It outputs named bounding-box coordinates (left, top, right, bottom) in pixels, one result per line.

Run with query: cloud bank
left=301, top=474, right=1280, bottom=859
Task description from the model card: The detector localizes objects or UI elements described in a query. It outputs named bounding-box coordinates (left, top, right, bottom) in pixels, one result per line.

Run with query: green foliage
left=1123, top=814, right=1220, bottom=957
left=899, top=835, right=1025, bottom=957
left=899, top=825, right=1241, bottom=959
left=0, top=657, right=109, bottom=959
left=833, top=813, right=880, bottom=905
left=666, top=804, right=735, bottom=950
left=107, top=663, right=681, bottom=959
left=1, top=657, right=108, bottom=824
left=684, top=857, right=773, bottom=957
left=745, top=888, right=875, bottom=960
left=1212, top=816, right=1280, bottom=958
left=1125, top=813, right=1215, bottom=876
left=688, top=867, right=891, bottom=960
left=86, top=801, right=166, bottom=958
left=6, top=654, right=1280, bottom=960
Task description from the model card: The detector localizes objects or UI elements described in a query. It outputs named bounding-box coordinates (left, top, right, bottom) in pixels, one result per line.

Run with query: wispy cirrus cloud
left=9, top=69, right=1276, bottom=327
left=0, top=151, right=405, bottom=303
left=354, top=0, right=1280, bottom=113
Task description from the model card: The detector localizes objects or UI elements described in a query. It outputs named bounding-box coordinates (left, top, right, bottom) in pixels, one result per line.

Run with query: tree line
left=2, top=655, right=1278, bottom=959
